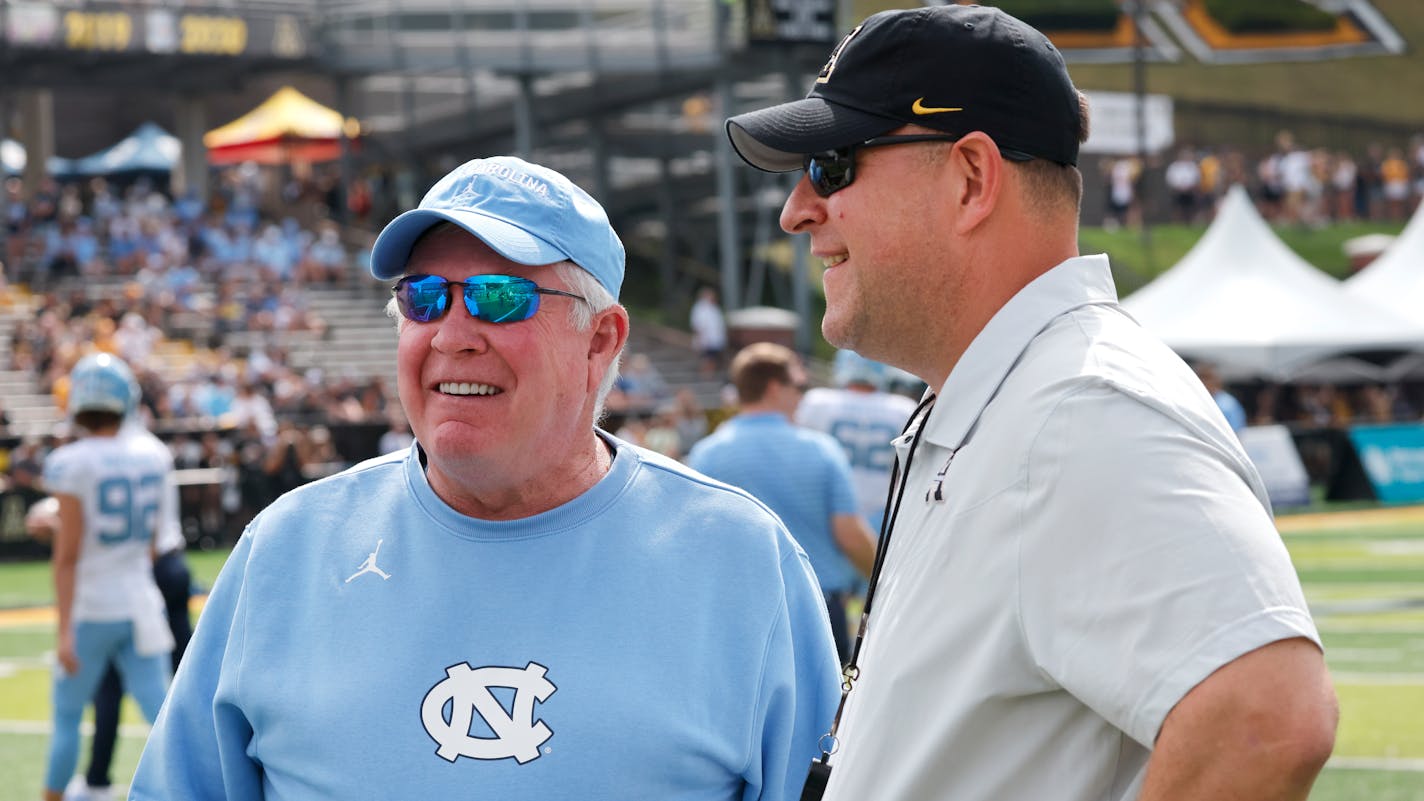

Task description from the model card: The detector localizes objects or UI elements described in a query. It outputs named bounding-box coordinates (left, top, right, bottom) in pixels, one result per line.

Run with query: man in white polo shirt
left=725, top=5, right=1337, bottom=801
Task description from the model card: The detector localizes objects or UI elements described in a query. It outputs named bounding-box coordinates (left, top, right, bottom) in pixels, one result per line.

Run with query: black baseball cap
left=726, top=4, right=1083, bottom=171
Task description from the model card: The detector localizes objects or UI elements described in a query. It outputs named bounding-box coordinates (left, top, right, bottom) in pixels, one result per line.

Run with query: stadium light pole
left=1132, top=0, right=1155, bottom=272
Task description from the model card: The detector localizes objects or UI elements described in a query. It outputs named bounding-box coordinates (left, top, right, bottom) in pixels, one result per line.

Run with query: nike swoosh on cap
left=911, top=98, right=963, bottom=115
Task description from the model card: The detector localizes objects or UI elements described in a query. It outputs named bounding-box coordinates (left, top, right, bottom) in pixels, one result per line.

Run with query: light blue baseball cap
left=370, top=156, right=625, bottom=299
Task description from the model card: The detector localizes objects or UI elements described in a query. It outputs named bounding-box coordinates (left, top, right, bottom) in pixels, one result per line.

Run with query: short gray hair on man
left=384, top=260, right=625, bottom=423
left=553, top=261, right=624, bottom=423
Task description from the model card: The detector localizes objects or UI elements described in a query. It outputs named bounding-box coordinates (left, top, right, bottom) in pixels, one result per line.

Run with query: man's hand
left=57, top=627, right=79, bottom=675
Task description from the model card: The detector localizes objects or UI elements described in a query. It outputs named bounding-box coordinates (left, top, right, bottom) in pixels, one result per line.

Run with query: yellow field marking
left=0, top=596, right=208, bottom=630
left=1278, top=505, right=1424, bottom=534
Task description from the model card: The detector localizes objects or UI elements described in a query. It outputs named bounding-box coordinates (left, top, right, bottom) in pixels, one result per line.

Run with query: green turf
left=1318, top=611, right=1424, bottom=631
left=1311, top=768, right=1424, bottom=801
left=0, top=732, right=144, bottom=800
left=1298, top=568, right=1424, bottom=584
left=1322, top=630, right=1424, bottom=675
left=0, top=561, right=51, bottom=610
left=0, top=628, right=50, bottom=662
left=0, top=549, right=230, bottom=610
left=1334, top=683, right=1424, bottom=758
left=1307, top=584, right=1424, bottom=602
left=0, top=666, right=60, bottom=723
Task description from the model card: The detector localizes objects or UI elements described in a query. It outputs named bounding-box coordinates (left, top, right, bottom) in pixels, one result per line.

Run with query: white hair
left=385, top=260, right=625, bottom=423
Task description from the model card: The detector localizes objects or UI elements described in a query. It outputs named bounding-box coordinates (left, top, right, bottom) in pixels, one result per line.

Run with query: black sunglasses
left=803, top=134, right=961, bottom=197
left=392, top=274, right=587, bottom=324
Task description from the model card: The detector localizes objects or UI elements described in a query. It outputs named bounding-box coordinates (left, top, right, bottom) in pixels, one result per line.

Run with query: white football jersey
left=122, top=420, right=186, bottom=555
left=43, top=430, right=176, bottom=622
left=797, top=387, right=918, bottom=528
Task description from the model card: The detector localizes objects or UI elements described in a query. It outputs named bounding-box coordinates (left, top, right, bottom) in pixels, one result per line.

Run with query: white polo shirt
left=822, top=255, right=1319, bottom=801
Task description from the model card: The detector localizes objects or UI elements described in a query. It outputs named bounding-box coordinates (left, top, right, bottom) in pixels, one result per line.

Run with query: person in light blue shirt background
left=1195, top=362, right=1248, bottom=432
left=689, top=342, right=877, bottom=663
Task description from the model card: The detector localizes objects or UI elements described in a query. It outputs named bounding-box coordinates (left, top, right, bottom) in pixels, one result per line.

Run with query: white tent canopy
left=1121, top=185, right=1424, bottom=381
left=1343, top=199, right=1424, bottom=323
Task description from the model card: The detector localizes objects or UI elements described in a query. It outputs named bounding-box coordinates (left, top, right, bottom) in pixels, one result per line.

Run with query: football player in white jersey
left=41, top=353, right=174, bottom=801
left=67, top=414, right=193, bottom=801
left=796, top=350, right=919, bottom=531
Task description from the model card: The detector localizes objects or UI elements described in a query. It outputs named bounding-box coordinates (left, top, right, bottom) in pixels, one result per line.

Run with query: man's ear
left=588, top=305, right=630, bottom=389
left=946, top=132, right=1004, bottom=234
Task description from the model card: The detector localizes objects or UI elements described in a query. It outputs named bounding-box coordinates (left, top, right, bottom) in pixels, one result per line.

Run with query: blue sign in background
left=1348, top=424, right=1424, bottom=504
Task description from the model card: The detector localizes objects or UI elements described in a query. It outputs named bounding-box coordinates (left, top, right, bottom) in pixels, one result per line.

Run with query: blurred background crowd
left=3, top=118, right=1424, bottom=547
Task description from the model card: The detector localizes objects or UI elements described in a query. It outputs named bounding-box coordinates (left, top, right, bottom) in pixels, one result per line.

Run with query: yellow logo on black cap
left=911, top=98, right=963, bottom=115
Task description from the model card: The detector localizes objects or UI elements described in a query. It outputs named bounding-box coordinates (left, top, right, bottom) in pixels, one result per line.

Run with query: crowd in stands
left=3, top=130, right=1424, bottom=542
left=0, top=162, right=739, bottom=542
left=0, top=166, right=411, bottom=540
left=1100, top=129, right=1424, bottom=231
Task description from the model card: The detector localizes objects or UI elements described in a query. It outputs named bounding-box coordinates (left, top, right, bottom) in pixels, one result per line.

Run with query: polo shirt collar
left=920, top=254, right=1119, bottom=451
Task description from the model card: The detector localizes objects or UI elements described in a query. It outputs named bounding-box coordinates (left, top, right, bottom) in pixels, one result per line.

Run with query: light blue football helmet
left=832, top=349, right=924, bottom=395
left=833, top=350, right=890, bottom=390
left=68, top=353, right=139, bottom=417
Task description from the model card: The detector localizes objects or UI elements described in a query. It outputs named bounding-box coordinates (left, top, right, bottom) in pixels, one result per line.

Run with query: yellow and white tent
left=204, top=86, right=359, bottom=165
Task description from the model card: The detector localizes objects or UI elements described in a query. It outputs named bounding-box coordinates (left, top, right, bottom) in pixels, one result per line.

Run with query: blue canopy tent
left=54, top=122, right=181, bottom=178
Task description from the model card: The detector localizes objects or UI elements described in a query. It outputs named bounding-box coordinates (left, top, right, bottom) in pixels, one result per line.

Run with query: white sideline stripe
left=0, top=719, right=150, bottom=737
left=1328, top=756, right=1424, bottom=772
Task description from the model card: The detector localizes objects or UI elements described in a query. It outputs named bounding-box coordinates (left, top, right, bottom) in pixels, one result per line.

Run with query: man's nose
left=429, top=299, right=492, bottom=354
left=780, top=174, right=826, bottom=234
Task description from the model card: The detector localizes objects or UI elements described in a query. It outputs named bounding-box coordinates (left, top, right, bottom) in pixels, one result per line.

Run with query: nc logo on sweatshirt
left=421, top=661, right=558, bottom=764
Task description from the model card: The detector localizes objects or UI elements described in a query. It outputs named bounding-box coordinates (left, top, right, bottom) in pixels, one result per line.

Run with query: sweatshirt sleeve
left=743, top=547, right=842, bottom=801
left=130, top=529, right=264, bottom=800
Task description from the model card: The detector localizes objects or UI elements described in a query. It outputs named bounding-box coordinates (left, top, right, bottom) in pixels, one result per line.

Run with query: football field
left=0, top=509, right=1421, bottom=800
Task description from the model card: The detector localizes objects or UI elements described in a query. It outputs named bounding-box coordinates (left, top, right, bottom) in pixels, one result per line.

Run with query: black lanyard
left=800, top=392, right=938, bottom=801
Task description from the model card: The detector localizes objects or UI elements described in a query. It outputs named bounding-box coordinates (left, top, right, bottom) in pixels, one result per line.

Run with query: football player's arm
left=825, top=445, right=875, bottom=577
left=1138, top=637, right=1337, bottom=801
left=130, top=531, right=263, bottom=800
left=830, top=514, right=875, bottom=578
left=51, top=493, right=84, bottom=675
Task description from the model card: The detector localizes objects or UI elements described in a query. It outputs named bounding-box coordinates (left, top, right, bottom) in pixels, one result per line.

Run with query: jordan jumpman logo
left=346, top=539, right=392, bottom=583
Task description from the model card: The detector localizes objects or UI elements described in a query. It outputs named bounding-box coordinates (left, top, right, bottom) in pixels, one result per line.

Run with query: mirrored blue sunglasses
left=392, top=274, right=588, bottom=324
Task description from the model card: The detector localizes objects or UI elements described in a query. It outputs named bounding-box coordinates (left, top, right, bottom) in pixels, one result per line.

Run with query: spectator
left=0, top=459, right=46, bottom=545
left=690, top=286, right=728, bottom=377
left=377, top=411, right=414, bottom=455
left=615, top=352, right=670, bottom=411
left=227, top=380, right=278, bottom=439
left=1194, top=362, right=1247, bottom=432
left=1381, top=146, right=1411, bottom=221
left=689, top=342, right=877, bottom=663
left=672, top=387, right=709, bottom=455
left=1165, top=148, right=1201, bottom=224
left=1103, top=156, right=1140, bottom=230
left=1330, top=151, right=1358, bottom=222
